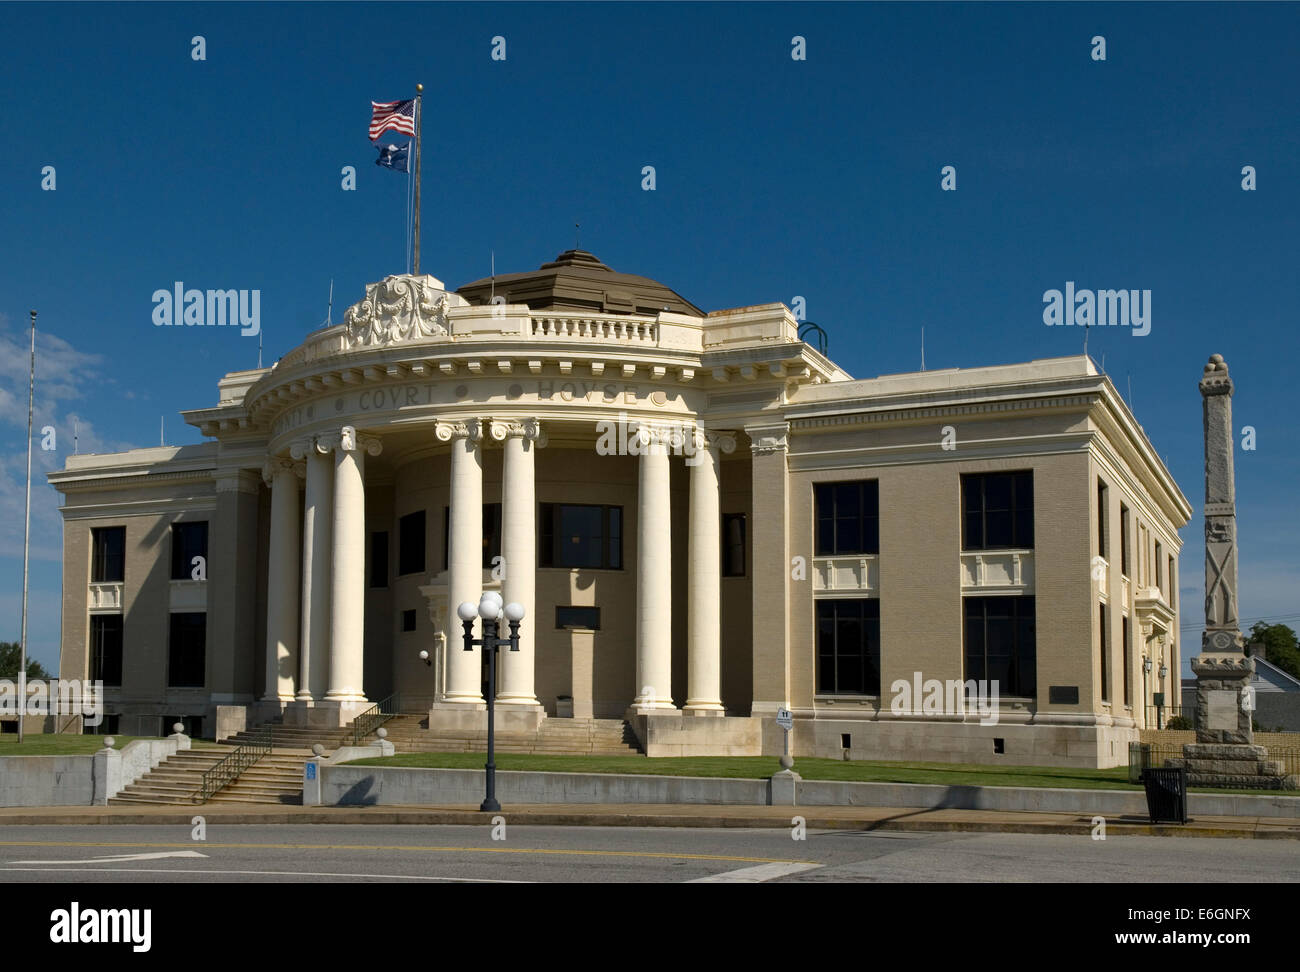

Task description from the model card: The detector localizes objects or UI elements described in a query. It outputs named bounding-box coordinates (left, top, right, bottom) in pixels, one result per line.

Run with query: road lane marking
left=11, top=851, right=208, bottom=864
left=0, top=867, right=526, bottom=882
left=687, top=862, right=824, bottom=883
left=0, top=841, right=814, bottom=865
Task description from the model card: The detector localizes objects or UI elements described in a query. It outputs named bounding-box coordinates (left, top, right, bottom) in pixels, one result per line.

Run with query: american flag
left=369, top=99, right=416, bottom=141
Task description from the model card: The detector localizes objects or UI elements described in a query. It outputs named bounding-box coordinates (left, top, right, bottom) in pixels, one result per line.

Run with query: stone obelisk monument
left=1175, top=354, right=1292, bottom=787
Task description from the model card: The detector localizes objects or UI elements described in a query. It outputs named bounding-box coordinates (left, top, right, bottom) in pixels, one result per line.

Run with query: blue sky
left=1, top=2, right=1297, bottom=674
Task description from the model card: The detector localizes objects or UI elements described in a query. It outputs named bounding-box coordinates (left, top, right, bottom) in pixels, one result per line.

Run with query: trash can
left=556, top=695, right=573, bottom=718
left=1142, top=766, right=1188, bottom=824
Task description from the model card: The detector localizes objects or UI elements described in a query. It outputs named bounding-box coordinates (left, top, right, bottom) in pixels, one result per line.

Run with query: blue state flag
left=374, top=142, right=410, bottom=172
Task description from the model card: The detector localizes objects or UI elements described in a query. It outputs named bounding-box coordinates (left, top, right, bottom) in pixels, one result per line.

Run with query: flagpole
left=18, top=311, right=35, bottom=744
left=413, top=82, right=422, bottom=275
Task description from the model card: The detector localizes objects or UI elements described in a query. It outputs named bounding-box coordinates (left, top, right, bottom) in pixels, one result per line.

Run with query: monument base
left=1165, top=743, right=1297, bottom=790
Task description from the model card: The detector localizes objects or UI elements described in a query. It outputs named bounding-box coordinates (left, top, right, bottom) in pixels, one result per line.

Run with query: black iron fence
left=197, top=725, right=271, bottom=803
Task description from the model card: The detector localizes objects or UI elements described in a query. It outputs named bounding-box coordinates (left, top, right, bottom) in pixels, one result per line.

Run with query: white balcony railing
left=960, top=550, right=1035, bottom=595
left=531, top=316, right=658, bottom=343
left=88, top=582, right=122, bottom=611
left=813, top=555, right=878, bottom=595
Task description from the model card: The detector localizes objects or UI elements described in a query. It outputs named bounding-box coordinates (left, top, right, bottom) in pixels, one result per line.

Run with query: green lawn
left=0, top=734, right=223, bottom=756
left=0, top=734, right=155, bottom=756
left=345, top=752, right=1144, bottom=790
left=343, top=752, right=1295, bottom=795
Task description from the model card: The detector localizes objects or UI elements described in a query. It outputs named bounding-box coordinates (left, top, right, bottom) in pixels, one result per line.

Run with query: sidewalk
left=0, top=802, right=1295, bottom=838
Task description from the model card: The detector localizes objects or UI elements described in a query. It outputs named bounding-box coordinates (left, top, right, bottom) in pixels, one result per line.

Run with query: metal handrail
left=346, top=692, right=401, bottom=747
left=196, top=725, right=271, bottom=803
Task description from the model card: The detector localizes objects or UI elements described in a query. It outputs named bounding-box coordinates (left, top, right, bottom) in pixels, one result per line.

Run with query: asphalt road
left=0, top=825, right=1296, bottom=882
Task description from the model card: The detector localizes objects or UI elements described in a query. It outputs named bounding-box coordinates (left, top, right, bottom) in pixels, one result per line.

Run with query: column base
left=428, top=705, right=546, bottom=732
left=683, top=702, right=726, bottom=717
left=282, top=699, right=371, bottom=729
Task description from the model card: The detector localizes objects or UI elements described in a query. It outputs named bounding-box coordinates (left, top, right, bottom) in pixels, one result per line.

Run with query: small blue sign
left=305, top=762, right=317, bottom=780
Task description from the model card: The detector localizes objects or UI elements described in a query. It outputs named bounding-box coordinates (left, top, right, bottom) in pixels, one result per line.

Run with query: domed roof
left=457, top=249, right=703, bottom=317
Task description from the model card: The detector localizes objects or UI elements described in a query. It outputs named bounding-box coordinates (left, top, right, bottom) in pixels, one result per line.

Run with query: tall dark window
left=814, top=481, right=879, bottom=556
left=556, top=606, right=601, bottom=630
left=89, top=615, right=123, bottom=687
left=539, top=504, right=622, bottom=569
left=1155, top=542, right=1164, bottom=595
left=1169, top=556, right=1177, bottom=608
left=167, top=612, right=206, bottom=687
left=170, top=521, right=208, bottom=580
left=964, top=596, right=1037, bottom=697
left=961, top=472, right=1034, bottom=550
left=816, top=599, right=881, bottom=696
left=90, top=527, right=125, bottom=583
left=1120, top=504, right=1131, bottom=576
left=723, top=513, right=746, bottom=577
left=370, top=531, right=389, bottom=588
left=440, top=505, right=503, bottom=570
left=1122, top=614, right=1131, bottom=706
left=1096, top=480, right=1108, bottom=559
left=398, top=511, right=426, bottom=576
left=1099, top=603, right=1110, bottom=703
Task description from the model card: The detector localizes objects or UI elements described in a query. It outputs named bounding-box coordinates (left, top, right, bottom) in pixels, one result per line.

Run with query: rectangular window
left=1168, top=555, right=1177, bottom=608
left=167, top=612, right=206, bottom=688
left=964, top=596, right=1037, bottom=698
left=1099, top=603, right=1110, bottom=704
left=170, top=521, right=208, bottom=580
left=440, top=505, right=504, bottom=571
left=90, top=527, right=125, bottom=583
left=814, top=481, right=879, bottom=556
left=89, top=615, right=123, bottom=687
left=1096, top=480, right=1108, bottom=559
left=723, top=513, right=747, bottom=577
left=556, top=606, right=600, bottom=630
left=399, top=511, right=426, bottom=576
left=961, top=472, right=1034, bottom=550
left=1120, top=504, right=1131, bottom=576
left=539, top=504, right=623, bottom=569
left=401, top=608, right=417, bottom=632
left=815, top=599, right=881, bottom=696
left=370, top=531, right=389, bottom=588
left=1155, top=542, right=1164, bottom=595
left=1122, top=614, right=1131, bottom=706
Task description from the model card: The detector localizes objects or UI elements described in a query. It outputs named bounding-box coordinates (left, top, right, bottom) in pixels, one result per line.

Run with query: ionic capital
left=315, top=426, right=383, bottom=456
left=488, top=417, right=543, bottom=443
left=434, top=418, right=484, bottom=443
left=261, top=456, right=304, bottom=486
left=691, top=427, right=737, bottom=455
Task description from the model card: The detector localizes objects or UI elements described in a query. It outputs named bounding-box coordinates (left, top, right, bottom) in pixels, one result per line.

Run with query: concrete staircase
left=379, top=714, right=643, bottom=756
left=220, top=719, right=353, bottom=753
left=203, top=754, right=310, bottom=805
left=108, top=748, right=230, bottom=806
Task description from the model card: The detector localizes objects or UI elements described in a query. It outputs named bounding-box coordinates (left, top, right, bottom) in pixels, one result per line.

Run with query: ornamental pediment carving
left=343, top=275, right=465, bottom=349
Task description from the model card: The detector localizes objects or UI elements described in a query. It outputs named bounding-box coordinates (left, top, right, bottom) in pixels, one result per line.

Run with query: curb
left=0, top=808, right=1295, bottom=838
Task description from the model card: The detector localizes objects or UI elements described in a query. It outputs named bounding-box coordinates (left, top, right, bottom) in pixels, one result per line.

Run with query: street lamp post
left=1157, top=659, right=1169, bottom=729
left=1143, top=655, right=1153, bottom=727
left=456, top=592, right=524, bottom=812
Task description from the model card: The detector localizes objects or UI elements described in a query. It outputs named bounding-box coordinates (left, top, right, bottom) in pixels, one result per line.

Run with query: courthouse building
left=51, top=251, right=1191, bottom=766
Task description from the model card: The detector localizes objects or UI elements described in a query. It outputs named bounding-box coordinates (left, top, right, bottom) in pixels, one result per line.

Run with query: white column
left=262, top=457, right=302, bottom=702
left=492, top=418, right=542, bottom=706
left=685, top=429, right=735, bottom=713
left=439, top=419, right=485, bottom=704
left=634, top=424, right=675, bottom=709
left=325, top=426, right=381, bottom=701
left=292, top=437, right=333, bottom=701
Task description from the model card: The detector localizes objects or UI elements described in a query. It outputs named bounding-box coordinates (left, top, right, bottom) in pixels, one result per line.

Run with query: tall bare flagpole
left=18, top=311, right=35, bottom=744
left=413, top=83, right=422, bottom=275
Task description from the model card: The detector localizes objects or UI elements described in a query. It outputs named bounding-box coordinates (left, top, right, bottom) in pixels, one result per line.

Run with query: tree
left=1247, top=623, right=1300, bottom=682
left=0, top=641, right=52, bottom=679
